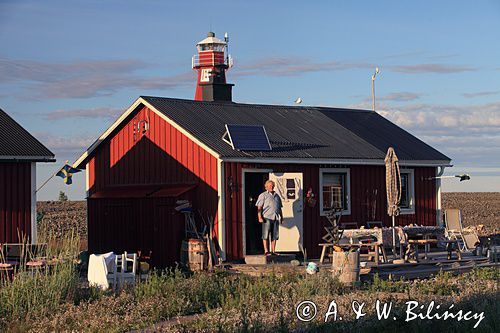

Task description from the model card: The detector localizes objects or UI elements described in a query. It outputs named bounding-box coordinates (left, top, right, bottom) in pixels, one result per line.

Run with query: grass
left=0, top=230, right=81, bottom=328
left=0, top=233, right=498, bottom=332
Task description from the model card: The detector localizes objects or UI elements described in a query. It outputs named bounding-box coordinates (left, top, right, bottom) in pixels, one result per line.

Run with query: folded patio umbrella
left=385, top=147, right=402, bottom=259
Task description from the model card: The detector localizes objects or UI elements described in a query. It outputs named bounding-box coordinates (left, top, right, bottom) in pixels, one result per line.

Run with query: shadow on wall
left=88, top=135, right=218, bottom=268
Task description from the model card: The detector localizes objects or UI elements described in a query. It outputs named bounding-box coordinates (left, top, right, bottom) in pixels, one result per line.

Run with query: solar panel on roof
left=222, top=124, right=272, bottom=151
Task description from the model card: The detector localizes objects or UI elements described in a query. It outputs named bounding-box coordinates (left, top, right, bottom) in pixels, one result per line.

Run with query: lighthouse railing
left=191, top=54, right=233, bottom=69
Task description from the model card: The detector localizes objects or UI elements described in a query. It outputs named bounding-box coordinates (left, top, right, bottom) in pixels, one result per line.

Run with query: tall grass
left=0, top=229, right=80, bottom=328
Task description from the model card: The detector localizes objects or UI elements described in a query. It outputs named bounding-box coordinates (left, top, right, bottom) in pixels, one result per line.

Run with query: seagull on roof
left=295, top=97, right=302, bottom=104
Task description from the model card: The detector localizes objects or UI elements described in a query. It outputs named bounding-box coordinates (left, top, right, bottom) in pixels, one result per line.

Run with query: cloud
left=233, top=57, right=374, bottom=78
left=379, top=92, right=421, bottom=102
left=462, top=90, right=500, bottom=98
left=38, top=72, right=193, bottom=99
left=0, top=57, right=194, bottom=99
left=390, top=63, right=476, bottom=74
left=375, top=101, right=500, bottom=130
left=33, top=132, right=95, bottom=158
left=348, top=98, right=500, bottom=166
left=232, top=56, right=478, bottom=79
left=0, top=58, right=147, bottom=83
left=44, top=107, right=123, bottom=120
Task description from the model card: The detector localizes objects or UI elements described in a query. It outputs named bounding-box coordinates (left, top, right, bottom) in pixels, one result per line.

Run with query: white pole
left=372, top=75, right=376, bottom=111
left=392, top=215, right=396, bottom=259
left=372, top=66, right=379, bottom=111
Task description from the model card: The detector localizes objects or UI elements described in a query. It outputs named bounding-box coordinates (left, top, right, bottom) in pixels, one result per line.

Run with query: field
left=4, top=192, right=493, bottom=332
left=36, top=192, right=500, bottom=243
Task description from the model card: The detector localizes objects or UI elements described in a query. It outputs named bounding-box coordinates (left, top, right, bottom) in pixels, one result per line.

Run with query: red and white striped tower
left=192, top=31, right=234, bottom=102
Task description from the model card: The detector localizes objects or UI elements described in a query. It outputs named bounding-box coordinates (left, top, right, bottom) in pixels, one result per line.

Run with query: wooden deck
left=228, top=251, right=498, bottom=280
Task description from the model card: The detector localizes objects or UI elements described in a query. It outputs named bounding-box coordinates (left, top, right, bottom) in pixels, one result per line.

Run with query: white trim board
left=0, top=156, right=55, bottom=161
left=30, top=162, right=37, bottom=244
left=217, top=160, right=226, bottom=260
left=241, top=168, right=273, bottom=256
left=319, top=167, right=351, bottom=216
left=223, top=157, right=451, bottom=167
left=399, top=168, right=416, bottom=215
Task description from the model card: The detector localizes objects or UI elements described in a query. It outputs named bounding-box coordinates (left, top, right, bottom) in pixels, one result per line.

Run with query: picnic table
left=320, top=226, right=446, bottom=264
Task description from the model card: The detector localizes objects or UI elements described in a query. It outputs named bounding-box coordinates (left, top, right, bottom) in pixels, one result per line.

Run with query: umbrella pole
left=392, top=215, right=397, bottom=259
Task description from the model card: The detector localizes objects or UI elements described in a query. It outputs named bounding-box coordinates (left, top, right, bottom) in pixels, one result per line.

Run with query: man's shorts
left=262, top=218, right=279, bottom=241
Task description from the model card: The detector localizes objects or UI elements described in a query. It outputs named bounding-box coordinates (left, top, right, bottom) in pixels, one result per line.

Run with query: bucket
left=180, top=239, right=208, bottom=271
left=331, top=251, right=360, bottom=286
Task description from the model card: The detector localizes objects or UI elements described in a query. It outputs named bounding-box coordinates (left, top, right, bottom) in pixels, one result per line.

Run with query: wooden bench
left=405, top=239, right=438, bottom=262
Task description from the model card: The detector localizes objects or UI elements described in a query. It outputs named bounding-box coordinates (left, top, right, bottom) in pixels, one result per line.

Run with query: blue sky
left=1, top=0, right=499, bottom=200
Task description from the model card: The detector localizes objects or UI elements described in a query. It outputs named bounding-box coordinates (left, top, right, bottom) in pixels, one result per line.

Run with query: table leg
left=375, top=245, right=379, bottom=265
left=320, top=245, right=327, bottom=264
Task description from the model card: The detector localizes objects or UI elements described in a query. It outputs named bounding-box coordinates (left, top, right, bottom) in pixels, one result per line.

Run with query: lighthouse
left=192, top=31, right=234, bottom=102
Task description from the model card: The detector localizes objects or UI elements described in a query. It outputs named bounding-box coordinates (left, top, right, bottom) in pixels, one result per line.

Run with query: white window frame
left=399, top=168, right=415, bottom=215
left=319, top=168, right=351, bottom=216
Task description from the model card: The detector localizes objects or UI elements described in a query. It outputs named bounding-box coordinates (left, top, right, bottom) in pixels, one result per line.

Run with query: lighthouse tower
left=192, top=32, right=234, bottom=102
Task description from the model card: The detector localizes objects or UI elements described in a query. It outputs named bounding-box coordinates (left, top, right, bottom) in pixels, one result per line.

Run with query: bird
left=294, top=97, right=302, bottom=104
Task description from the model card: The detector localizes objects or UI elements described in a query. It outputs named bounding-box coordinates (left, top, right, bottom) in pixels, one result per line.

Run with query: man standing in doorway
left=256, top=180, right=283, bottom=256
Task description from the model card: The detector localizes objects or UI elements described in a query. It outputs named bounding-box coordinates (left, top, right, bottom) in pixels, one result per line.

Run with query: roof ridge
left=140, top=95, right=374, bottom=113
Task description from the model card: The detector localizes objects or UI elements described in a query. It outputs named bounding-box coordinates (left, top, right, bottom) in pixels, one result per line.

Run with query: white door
left=268, top=172, right=303, bottom=252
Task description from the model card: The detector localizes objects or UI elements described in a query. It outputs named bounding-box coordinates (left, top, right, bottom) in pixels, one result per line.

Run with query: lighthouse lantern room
left=192, top=31, right=234, bottom=102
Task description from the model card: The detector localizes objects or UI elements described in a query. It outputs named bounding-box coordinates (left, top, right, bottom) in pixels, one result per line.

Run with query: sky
left=0, top=0, right=499, bottom=200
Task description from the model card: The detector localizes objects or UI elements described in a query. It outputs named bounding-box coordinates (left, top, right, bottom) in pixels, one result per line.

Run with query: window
left=399, top=169, right=415, bottom=214
left=320, top=168, right=351, bottom=215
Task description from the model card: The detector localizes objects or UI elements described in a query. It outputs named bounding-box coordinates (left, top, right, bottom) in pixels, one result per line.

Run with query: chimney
left=192, top=31, right=234, bottom=102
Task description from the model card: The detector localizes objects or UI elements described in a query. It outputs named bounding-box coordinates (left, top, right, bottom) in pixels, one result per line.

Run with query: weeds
left=1, top=236, right=498, bottom=333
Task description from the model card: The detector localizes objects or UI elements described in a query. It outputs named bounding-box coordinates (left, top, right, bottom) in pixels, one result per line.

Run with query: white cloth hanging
left=87, top=252, right=115, bottom=290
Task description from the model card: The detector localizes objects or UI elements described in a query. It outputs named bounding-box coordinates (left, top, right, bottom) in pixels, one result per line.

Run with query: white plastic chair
left=107, top=253, right=124, bottom=288
left=121, top=252, right=137, bottom=284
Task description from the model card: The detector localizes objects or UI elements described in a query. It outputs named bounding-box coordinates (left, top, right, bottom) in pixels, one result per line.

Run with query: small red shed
left=0, top=109, right=55, bottom=244
left=74, top=32, right=451, bottom=266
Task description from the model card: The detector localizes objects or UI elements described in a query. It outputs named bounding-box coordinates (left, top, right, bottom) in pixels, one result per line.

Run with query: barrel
left=180, top=239, right=208, bottom=271
left=331, top=251, right=360, bottom=286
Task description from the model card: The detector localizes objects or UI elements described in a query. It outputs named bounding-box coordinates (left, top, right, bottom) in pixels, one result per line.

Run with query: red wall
left=86, top=106, right=219, bottom=267
left=0, top=162, right=32, bottom=243
left=224, top=162, right=437, bottom=260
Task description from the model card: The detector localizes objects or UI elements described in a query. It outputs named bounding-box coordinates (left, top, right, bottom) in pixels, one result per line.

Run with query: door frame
left=241, top=168, right=273, bottom=256
left=269, top=172, right=304, bottom=252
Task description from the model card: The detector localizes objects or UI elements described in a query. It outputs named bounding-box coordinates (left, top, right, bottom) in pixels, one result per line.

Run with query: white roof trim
left=73, top=97, right=221, bottom=169
left=197, top=36, right=226, bottom=45
left=221, top=157, right=452, bottom=167
left=0, top=155, right=55, bottom=161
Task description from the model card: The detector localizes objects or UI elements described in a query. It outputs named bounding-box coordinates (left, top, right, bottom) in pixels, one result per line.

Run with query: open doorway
left=243, top=171, right=269, bottom=255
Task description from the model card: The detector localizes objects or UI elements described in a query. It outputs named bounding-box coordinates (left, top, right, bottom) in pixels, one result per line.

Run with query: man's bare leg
left=271, top=240, right=277, bottom=254
left=263, top=239, right=269, bottom=254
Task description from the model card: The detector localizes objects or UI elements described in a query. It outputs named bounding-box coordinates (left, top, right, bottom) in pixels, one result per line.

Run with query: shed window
left=320, top=168, right=351, bottom=215
left=399, top=169, right=415, bottom=214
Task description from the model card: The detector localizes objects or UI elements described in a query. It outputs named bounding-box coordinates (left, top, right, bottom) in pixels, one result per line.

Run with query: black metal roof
left=0, top=109, right=55, bottom=162
left=141, top=96, right=451, bottom=163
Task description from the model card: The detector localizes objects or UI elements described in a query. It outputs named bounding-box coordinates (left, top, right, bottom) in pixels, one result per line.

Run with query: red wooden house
left=0, top=109, right=55, bottom=244
left=74, top=32, right=451, bottom=266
